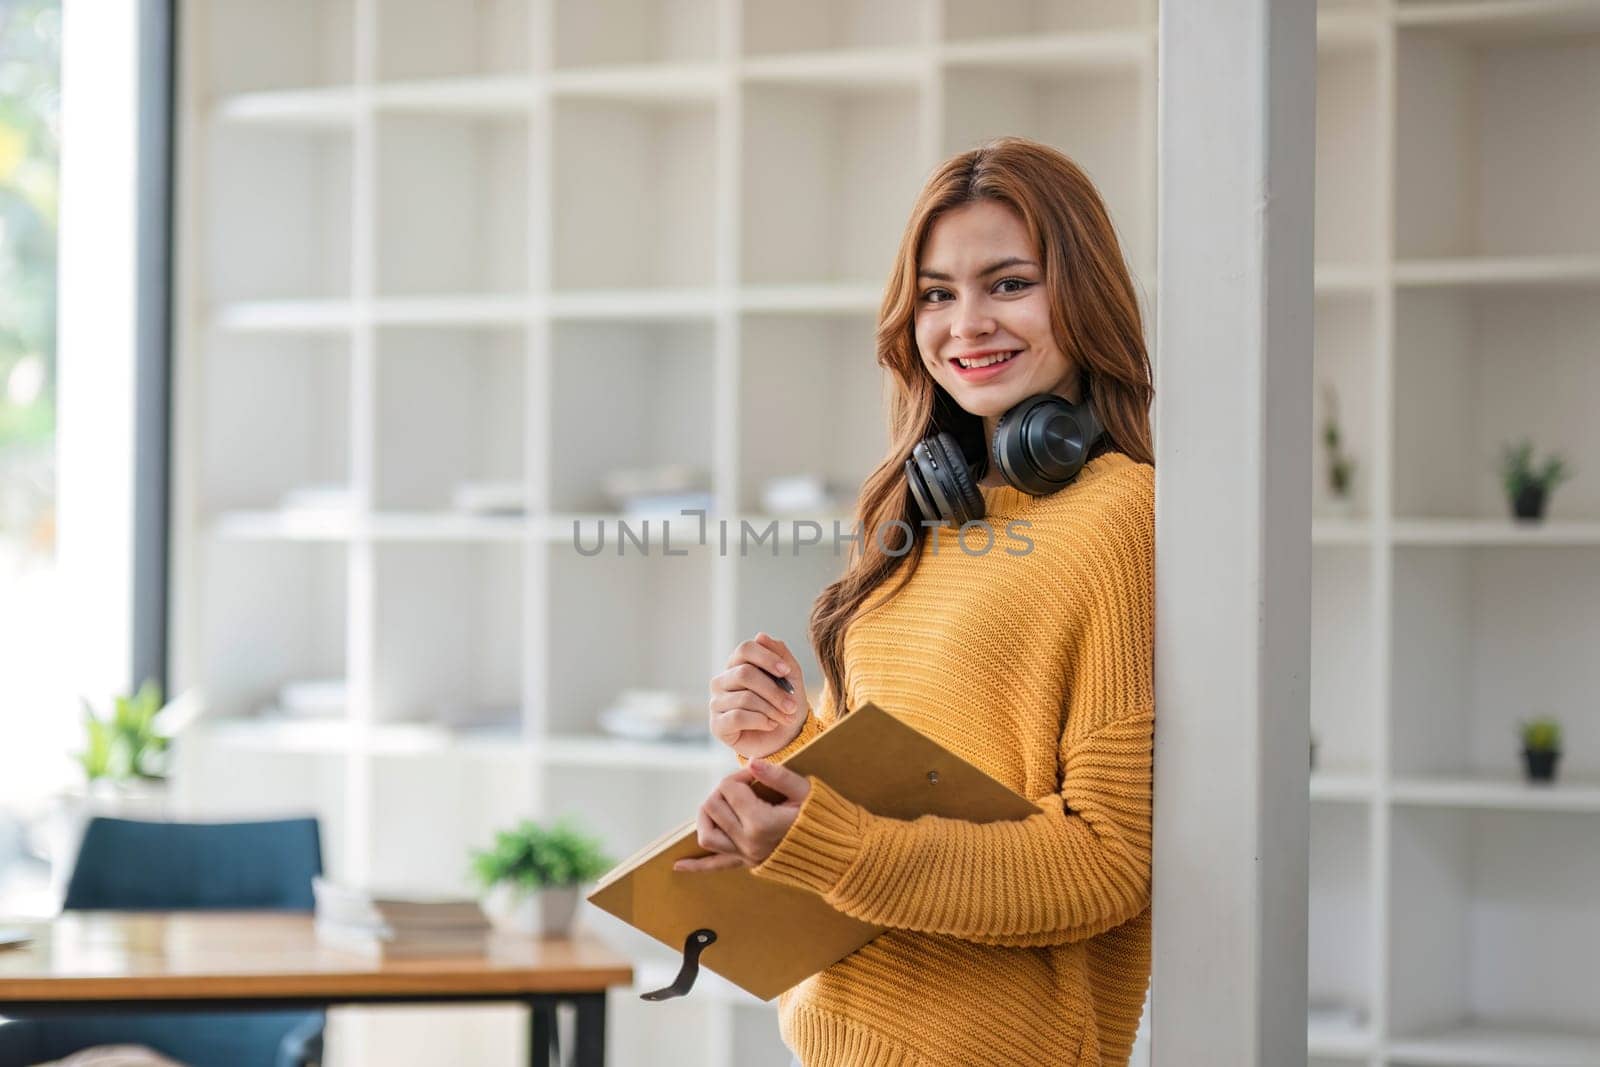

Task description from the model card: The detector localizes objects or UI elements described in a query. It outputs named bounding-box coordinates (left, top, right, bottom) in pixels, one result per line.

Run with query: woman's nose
left=952, top=299, right=995, bottom=340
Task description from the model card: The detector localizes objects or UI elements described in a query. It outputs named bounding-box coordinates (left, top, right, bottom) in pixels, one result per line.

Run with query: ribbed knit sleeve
left=751, top=494, right=1154, bottom=948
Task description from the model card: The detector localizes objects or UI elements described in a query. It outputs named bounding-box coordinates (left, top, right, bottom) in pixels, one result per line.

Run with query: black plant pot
left=1512, top=486, right=1548, bottom=521
left=1523, top=748, right=1560, bottom=783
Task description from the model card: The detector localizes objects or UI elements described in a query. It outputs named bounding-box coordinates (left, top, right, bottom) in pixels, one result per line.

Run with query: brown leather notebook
left=586, top=702, right=1039, bottom=1001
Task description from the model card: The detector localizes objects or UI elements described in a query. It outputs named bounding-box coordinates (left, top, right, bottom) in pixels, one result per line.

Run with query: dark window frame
left=131, top=0, right=175, bottom=693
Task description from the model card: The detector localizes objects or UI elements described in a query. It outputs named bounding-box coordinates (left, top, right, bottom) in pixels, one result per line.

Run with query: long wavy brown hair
left=808, top=137, right=1155, bottom=713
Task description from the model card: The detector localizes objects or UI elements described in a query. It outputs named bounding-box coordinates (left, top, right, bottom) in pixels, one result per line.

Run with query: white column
left=1151, top=2, right=1315, bottom=1064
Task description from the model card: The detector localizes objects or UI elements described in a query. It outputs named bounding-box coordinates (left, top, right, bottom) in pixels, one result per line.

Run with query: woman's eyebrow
left=916, top=257, right=1039, bottom=281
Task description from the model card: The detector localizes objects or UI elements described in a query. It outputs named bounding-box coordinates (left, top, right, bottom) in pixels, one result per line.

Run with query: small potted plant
left=1321, top=385, right=1358, bottom=516
left=1520, top=717, right=1562, bottom=784
left=48, top=681, right=187, bottom=897
left=471, top=819, right=611, bottom=936
left=1500, top=440, right=1572, bottom=521
left=75, top=679, right=172, bottom=789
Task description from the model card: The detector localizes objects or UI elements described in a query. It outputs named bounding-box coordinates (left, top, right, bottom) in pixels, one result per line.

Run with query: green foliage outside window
left=0, top=0, right=60, bottom=451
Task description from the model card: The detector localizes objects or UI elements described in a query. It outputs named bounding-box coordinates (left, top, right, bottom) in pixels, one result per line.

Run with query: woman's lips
left=952, top=350, right=1020, bottom=381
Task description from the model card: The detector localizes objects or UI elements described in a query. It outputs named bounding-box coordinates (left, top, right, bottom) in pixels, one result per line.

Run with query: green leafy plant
left=1321, top=385, right=1356, bottom=497
left=1520, top=717, right=1562, bottom=754
left=470, top=819, right=612, bottom=891
left=76, top=679, right=170, bottom=782
left=1499, top=440, right=1572, bottom=498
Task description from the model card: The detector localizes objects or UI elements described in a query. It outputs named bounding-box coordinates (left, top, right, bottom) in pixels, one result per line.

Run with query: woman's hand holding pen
left=673, top=759, right=812, bottom=872
left=708, top=632, right=809, bottom=759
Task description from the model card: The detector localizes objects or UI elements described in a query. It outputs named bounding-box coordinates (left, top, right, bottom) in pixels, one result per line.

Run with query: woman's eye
left=995, top=278, right=1033, bottom=294
left=920, top=288, right=952, bottom=304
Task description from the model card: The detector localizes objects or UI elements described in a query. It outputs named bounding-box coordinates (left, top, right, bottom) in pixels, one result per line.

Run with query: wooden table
left=0, top=912, right=634, bottom=1067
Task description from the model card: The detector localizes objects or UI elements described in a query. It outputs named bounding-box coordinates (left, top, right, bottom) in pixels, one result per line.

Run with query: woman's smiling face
left=913, top=199, right=1080, bottom=428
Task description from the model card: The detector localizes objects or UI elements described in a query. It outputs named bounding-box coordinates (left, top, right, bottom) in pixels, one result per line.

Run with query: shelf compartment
left=939, top=59, right=1150, bottom=278
left=211, top=299, right=356, bottom=334
left=1307, top=1053, right=1371, bottom=1067
left=1312, top=292, right=1377, bottom=520
left=939, top=30, right=1153, bottom=75
left=1315, top=35, right=1381, bottom=269
left=198, top=541, right=347, bottom=720
left=1394, top=1, right=1600, bottom=42
left=372, top=542, right=524, bottom=727
left=200, top=0, right=353, bottom=96
left=1394, top=253, right=1600, bottom=289
left=552, top=99, right=717, bottom=291
left=189, top=717, right=355, bottom=755
left=741, top=83, right=924, bottom=286
left=548, top=64, right=722, bottom=103
left=738, top=283, right=880, bottom=315
left=1393, top=289, right=1600, bottom=521
left=737, top=313, right=887, bottom=514
left=375, top=113, right=528, bottom=296
left=1309, top=805, right=1375, bottom=1059
left=1391, top=545, right=1600, bottom=781
left=374, top=0, right=529, bottom=82
left=1389, top=807, right=1600, bottom=1056
left=372, top=294, right=532, bottom=327
left=1311, top=547, right=1377, bottom=779
left=201, top=334, right=350, bottom=513
left=374, top=325, right=525, bottom=511
left=1312, top=519, right=1375, bottom=548
left=368, top=752, right=536, bottom=894
left=552, top=0, right=720, bottom=69
left=544, top=543, right=712, bottom=737
left=1392, top=774, right=1600, bottom=814
left=547, top=320, right=715, bottom=513
left=940, top=0, right=1153, bottom=40
left=733, top=544, right=850, bottom=693
left=1392, top=519, right=1600, bottom=547
left=1387, top=1021, right=1600, bottom=1067
left=1311, top=773, right=1376, bottom=804
left=372, top=76, right=535, bottom=115
left=739, top=48, right=926, bottom=90
left=742, top=0, right=925, bottom=55
left=538, top=735, right=731, bottom=771
left=1395, top=24, right=1600, bottom=260
left=203, top=125, right=352, bottom=303
left=212, top=87, right=358, bottom=129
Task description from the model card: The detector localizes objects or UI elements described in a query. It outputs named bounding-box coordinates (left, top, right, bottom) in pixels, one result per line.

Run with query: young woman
left=677, top=137, right=1156, bottom=1067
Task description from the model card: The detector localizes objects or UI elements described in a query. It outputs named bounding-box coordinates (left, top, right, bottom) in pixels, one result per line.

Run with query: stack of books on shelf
left=313, top=877, right=490, bottom=959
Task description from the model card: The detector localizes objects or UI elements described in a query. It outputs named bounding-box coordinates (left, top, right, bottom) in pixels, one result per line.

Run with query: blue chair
left=0, top=817, right=325, bottom=1067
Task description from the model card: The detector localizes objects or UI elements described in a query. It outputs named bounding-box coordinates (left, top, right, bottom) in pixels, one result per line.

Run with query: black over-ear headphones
left=904, top=392, right=1106, bottom=526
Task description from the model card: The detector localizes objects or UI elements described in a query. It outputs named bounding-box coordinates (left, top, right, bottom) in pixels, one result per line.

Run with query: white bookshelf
left=171, top=2, right=1155, bottom=1064
left=1307, top=5, right=1600, bottom=1067
left=168, top=2, right=1598, bottom=1065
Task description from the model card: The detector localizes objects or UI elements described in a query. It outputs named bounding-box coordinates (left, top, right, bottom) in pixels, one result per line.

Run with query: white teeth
left=957, top=351, right=1016, bottom=369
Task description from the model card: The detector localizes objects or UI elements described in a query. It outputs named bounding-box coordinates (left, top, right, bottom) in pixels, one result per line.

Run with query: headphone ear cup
left=927, top=432, right=985, bottom=525
left=905, top=432, right=984, bottom=526
left=904, top=447, right=940, bottom=525
left=992, top=394, right=1104, bottom=495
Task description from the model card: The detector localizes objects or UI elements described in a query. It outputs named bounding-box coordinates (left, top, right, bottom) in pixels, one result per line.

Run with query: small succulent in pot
left=1499, top=440, right=1572, bottom=522
left=1321, top=385, right=1358, bottom=514
left=1519, top=717, right=1562, bottom=784
left=470, top=819, right=612, bottom=936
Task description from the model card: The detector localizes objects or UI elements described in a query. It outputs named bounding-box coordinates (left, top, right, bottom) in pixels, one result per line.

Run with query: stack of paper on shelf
left=313, top=877, right=490, bottom=959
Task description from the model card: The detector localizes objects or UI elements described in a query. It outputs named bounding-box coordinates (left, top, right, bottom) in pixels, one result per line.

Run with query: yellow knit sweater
left=752, top=451, right=1155, bottom=1067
